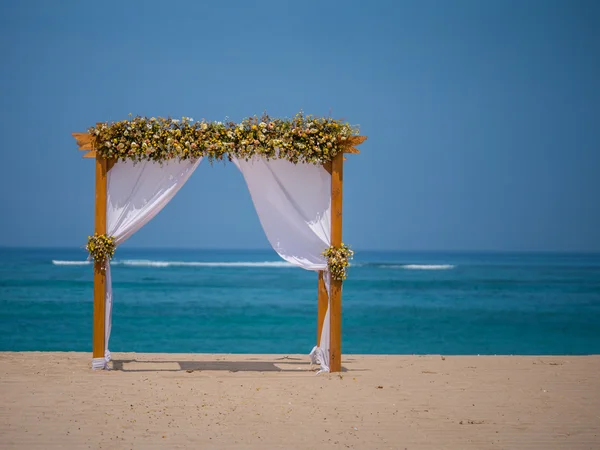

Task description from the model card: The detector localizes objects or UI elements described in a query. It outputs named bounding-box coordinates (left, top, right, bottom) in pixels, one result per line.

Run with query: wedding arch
left=72, top=113, right=366, bottom=373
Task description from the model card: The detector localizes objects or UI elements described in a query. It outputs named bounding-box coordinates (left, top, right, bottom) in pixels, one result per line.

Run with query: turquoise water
left=1, top=248, right=599, bottom=355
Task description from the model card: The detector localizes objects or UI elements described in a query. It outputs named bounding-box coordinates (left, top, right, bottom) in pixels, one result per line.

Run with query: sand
left=1, top=352, right=599, bottom=449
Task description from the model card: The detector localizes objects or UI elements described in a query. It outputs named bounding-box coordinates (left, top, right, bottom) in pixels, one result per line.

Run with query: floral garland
left=86, top=234, right=116, bottom=266
left=323, top=244, right=354, bottom=281
left=89, top=112, right=359, bottom=165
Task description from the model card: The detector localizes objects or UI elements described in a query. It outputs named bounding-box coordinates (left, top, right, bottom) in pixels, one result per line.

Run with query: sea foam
left=52, top=260, right=91, bottom=266
left=54, top=259, right=295, bottom=268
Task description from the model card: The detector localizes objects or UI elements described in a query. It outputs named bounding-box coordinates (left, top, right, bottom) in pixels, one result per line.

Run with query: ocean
left=1, top=248, right=599, bottom=355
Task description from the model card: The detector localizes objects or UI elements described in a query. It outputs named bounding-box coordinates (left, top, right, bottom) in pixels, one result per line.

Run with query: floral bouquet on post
left=323, top=243, right=354, bottom=281
left=86, top=234, right=116, bottom=267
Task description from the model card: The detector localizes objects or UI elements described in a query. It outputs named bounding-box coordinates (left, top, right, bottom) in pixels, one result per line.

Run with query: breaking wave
left=352, top=263, right=455, bottom=270
left=52, top=260, right=91, bottom=266
left=115, top=260, right=295, bottom=268
left=53, top=259, right=294, bottom=268
left=52, top=260, right=454, bottom=270
left=397, top=264, right=455, bottom=270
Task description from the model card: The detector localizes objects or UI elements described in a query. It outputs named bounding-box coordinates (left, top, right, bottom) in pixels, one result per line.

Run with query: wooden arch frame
left=73, top=129, right=366, bottom=373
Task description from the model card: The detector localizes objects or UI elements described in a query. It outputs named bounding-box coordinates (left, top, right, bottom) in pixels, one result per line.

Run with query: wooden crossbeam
left=73, top=132, right=95, bottom=158
left=341, top=136, right=367, bottom=154
left=73, top=132, right=92, bottom=150
left=346, top=135, right=367, bottom=146
left=73, top=131, right=366, bottom=159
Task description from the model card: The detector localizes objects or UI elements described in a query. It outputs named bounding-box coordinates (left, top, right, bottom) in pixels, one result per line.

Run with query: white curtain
left=233, top=156, right=332, bottom=373
left=92, top=157, right=201, bottom=370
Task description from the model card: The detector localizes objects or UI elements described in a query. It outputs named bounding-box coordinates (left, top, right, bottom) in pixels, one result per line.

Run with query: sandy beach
left=0, top=352, right=599, bottom=449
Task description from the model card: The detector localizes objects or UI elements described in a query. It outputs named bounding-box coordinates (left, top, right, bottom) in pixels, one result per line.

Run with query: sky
left=0, top=0, right=599, bottom=252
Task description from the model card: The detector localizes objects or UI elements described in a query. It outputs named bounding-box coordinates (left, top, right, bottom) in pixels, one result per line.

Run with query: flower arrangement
left=86, top=234, right=116, bottom=266
left=89, top=112, right=359, bottom=165
left=323, top=243, right=354, bottom=281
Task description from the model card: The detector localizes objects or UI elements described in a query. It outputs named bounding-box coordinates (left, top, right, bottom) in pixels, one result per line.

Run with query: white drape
left=233, top=156, right=332, bottom=373
left=92, top=157, right=201, bottom=370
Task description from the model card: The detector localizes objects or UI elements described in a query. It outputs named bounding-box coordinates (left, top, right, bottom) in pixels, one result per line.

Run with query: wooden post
left=317, top=271, right=328, bottom=344
left=92, top=154, right=108, bottom=362
left=318, top=161, right=333, bottom=346
left=91, top=120, right=114, bottom=366
left=329, top=152, right=344, bottom=372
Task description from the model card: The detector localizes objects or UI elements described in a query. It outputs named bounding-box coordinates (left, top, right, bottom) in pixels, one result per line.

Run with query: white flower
left=216, top=121, right=222, bottom=126
left=172, top=119, right=180, bottom=124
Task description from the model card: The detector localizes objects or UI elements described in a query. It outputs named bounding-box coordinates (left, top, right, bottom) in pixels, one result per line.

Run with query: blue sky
left=1, top=0, right=599, bottom=252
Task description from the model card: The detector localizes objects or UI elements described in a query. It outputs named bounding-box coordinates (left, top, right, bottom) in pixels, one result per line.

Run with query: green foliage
left=89, top=112, right=359, bottom=165
left=323, top=244, right=354, bottom=281
left=86, top=234, right=116, bottom=265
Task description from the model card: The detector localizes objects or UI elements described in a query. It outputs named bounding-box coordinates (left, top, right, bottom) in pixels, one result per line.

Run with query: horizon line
left=1, top=245, right=599, bottom=255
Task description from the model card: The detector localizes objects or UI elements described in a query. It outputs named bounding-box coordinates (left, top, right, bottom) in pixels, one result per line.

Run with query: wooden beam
left=91, top=119, right=116, bottom=368
left=73, top=132, right=92, bottom=150
left=345, top=136, right=367, bottom=146
left=317, top=271, right=328, bottom=344
left=329, top=151, right=344, bottom=372
left=74, top=132, right=365, bottom=156
left=340, top=136, right=366, bottom=154
left=319, top=160, right=333, bottom=347
left=92, top=154, right=108, bottom=364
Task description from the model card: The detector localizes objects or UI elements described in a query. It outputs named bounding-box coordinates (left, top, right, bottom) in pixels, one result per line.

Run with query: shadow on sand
left=110, top=356, right=359, bottom=373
